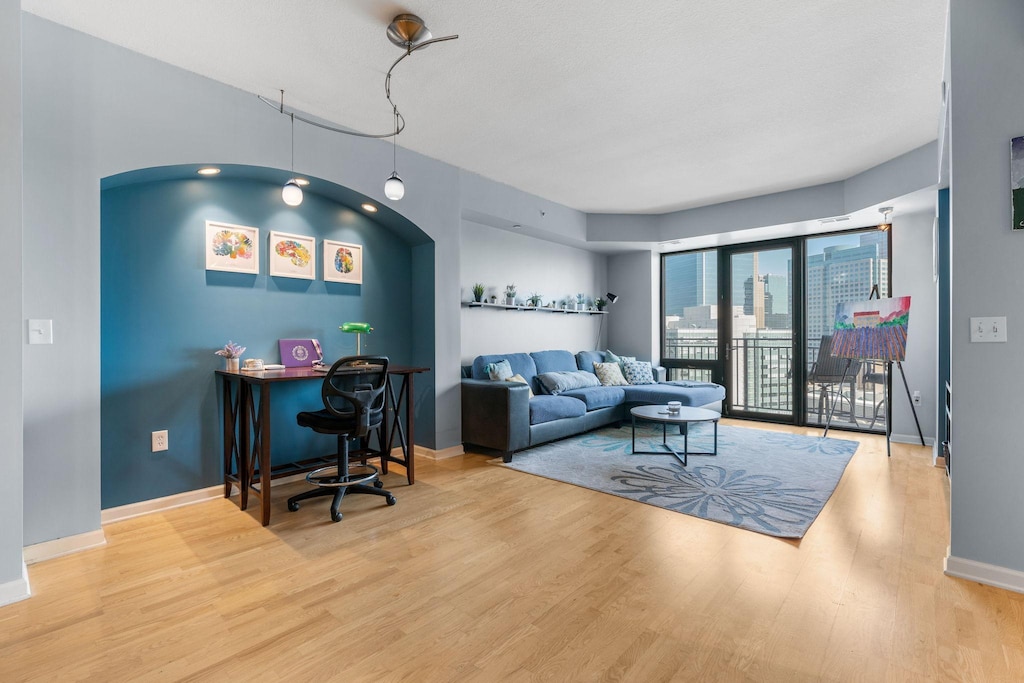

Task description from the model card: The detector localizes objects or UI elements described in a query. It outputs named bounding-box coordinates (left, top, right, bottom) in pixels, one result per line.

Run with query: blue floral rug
left=500, top=423, right=859, bottom=538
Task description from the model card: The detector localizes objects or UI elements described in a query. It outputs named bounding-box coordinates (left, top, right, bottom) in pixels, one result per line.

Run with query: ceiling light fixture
left=258, top=14, right=457, bottom=203
left=361, top=203, right=378, bottom=213
left=293, top=178, right=310, bottom=187
left=281, top=112, right=303, bottom=207
left=197, top=167, right=221, bottom=176
left=877, top=206, right=893, bottom=231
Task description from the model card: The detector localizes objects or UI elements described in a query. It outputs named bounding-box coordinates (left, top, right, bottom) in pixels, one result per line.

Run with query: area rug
left=500, top=423, right=859, bottom=538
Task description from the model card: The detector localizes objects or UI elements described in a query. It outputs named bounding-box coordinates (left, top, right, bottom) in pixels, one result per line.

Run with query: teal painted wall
left=101, top=177, right=417, bottom=508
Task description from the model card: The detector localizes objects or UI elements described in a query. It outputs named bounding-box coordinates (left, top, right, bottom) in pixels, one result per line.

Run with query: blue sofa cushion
left=529, top=395, right=587, bottom=425
left=537, top=370, right=601, bottom=395
left=622, top=382, right=725, bottom=407
left=575, top=350, right=606, bottom=374
left=561, top=386, right=626, bottom=411
left=531, top=350, right=579, bottom=375
left=472, top=353, right=539, bottom=391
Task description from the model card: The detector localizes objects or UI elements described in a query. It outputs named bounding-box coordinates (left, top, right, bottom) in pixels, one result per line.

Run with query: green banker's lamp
left=340, top=322, right=373, bottom=355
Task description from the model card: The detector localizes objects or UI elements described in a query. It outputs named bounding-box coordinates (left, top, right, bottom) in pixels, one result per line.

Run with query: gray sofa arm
left=461, top=379, right=531, bottom=459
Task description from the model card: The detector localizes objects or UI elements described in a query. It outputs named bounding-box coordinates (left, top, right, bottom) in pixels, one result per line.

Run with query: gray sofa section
left=461, top=349, right=725, bottom=462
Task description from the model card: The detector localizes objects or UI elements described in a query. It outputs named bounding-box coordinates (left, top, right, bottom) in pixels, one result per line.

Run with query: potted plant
left=575, top=293, right=586, bottom=311
left=595, top=297, right=606, bottom=311
left=528, top=293, right=543, bottom=307
left=490, top=295, right=497, bottom=304
left=215, top=341, right=246, bottom=372
left=504, top=284, right=517, bottom=306
left=472, top=283, right=485, bottom=303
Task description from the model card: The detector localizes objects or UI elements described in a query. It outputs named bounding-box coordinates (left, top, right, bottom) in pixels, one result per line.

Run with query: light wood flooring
left=2, top=421, right=1022, bottom=682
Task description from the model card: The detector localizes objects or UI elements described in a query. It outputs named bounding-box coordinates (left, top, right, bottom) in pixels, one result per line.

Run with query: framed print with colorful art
left=323, top=240, right=363, bottom=284
left=205, top=220, right=259, bottom=274
left=1012, top=136, right=1024, bottom=230
left=268, top=231, right=315, bottom=280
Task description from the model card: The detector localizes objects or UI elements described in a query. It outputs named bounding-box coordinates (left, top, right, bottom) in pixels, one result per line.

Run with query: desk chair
left=807, top=335, right=861, bottom=424
left=287, top=356, right=396, bottom=522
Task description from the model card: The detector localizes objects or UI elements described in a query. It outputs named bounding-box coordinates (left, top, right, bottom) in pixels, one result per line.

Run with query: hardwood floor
left=2, top=421, right=1022, bottom=681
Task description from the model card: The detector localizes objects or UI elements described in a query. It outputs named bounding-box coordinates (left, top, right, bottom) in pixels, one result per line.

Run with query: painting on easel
left=831, top=296, right=911, bottom=361
left=1013, top=136, right=1024, bottom=230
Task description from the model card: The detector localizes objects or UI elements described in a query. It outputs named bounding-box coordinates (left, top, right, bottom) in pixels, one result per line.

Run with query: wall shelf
left=463, top=301, right=607, bottom=315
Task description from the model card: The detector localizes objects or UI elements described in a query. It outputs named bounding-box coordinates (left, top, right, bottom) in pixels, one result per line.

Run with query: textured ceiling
left=23, top=1, right=947, bottom=214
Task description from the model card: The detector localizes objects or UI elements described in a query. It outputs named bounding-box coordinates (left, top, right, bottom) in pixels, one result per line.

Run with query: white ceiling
left=23, top=1, right=948, bottom=215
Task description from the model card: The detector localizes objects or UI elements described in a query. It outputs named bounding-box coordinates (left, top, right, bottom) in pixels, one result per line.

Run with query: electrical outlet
left=152, top=430, right=168, bottom=452
left=912, top=390, right=921, bottom=406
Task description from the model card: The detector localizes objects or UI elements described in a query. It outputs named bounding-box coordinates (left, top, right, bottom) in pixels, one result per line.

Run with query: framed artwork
left=1012, top=136, right=1024, bottom=230
left=268, top=230, right=315, bottom=280
left=832, top=296, right=911, bottom=361
left=323, top=240, right=363, bottom=284
left=205, top=220, right=259, bottom=274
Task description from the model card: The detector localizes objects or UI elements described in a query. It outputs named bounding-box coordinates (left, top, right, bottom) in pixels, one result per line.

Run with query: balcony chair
left=807, top=335, right=861, bottom=425
left=287, top=356, right=396, bottom=522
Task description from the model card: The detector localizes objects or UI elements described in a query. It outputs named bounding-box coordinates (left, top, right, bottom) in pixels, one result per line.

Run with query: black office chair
left=287, top=356, right=396, bottom=522
left=807, top=335, right=861, bottom=424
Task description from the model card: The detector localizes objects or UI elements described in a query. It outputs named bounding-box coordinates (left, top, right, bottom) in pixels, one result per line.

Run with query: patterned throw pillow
left=506, top=373, right=535, bottom=398
left=485, top=359, right=513, bottom=381
left=621, top=359, right=656, bottom=385
left=593, top=362, right=628, bottom=386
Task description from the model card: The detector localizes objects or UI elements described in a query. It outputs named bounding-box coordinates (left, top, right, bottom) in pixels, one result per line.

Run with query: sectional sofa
left=461, top=349, right=725, bottom=462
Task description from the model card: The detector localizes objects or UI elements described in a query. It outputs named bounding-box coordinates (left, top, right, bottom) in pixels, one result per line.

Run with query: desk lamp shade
left=340, top=322, right=373, bottom=355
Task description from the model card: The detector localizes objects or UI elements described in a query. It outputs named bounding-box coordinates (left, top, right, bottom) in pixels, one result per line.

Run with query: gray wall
left=459, top=222, right=608, bottom=362
left=891, top=211, right=939, bottom=443
left=948, top=0, right=1024, bottom=573
left=607, top=250, right=659, bottom=362
left=0, top=0, right=25, bottom=593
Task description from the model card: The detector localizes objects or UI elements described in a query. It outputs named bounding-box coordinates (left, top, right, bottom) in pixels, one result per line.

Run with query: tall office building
left=664, top=251, right=717, bottom=316
left=805, top=237, right=888, bottom=343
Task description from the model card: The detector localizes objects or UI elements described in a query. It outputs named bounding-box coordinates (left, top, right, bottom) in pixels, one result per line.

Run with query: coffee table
left=629, top=405, right=719, bottom=467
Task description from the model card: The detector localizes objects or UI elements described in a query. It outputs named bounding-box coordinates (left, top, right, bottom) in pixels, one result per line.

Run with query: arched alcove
left=99, top=164, right=434, bottom=508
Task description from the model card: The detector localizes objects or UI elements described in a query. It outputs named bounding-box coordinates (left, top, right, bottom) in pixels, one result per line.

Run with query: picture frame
left=323, top=240, right=363, bottom=284
left=268, top=230, right=316, bottom=280
left=1012, top=136, right=1024, bottom=230
left=205, top=220, right=259, bottom=274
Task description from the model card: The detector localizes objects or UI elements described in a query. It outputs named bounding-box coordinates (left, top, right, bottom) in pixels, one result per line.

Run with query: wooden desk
left=216, top=364, right=429, bottom=525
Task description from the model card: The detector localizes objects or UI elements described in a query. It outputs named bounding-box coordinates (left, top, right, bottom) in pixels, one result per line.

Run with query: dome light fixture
left=258, top=14, right=457, bottom=204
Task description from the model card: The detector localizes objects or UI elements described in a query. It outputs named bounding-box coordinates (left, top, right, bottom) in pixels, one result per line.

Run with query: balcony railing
left=663, top=336, right=886, bottom=432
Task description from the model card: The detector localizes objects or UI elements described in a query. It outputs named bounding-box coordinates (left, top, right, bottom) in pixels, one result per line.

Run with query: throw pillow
left=506, top=373, right=535, bottom=398
left=604, top=349, right=621, bottom=365
left=537, top=370, right=602, bottom=395
left=593, top=361, right=628, bottom=386
left=621, top=359, right=656, bottom=385
left=485, top=359, right=513, bottom=381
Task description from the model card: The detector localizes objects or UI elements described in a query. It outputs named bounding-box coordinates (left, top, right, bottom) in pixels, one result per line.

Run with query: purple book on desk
left=278, top=338, right=323, bottom=367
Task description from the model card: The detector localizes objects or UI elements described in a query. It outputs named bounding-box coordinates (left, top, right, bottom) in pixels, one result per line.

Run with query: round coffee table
left=629, top=405, right=719, bottom=467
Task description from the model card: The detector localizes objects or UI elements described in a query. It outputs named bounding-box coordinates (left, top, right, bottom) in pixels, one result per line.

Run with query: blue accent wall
left=101, top=177, right=421, bottom=508
left=937, top=187, right=950, bottom=444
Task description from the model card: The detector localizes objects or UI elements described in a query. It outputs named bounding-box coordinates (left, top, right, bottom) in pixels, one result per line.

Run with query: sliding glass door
left=662, top=227, right=890, bottom=432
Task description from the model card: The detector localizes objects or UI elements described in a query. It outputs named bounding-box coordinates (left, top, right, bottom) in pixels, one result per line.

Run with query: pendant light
left=877, top=206, right=893, bottom=231
left=282, top=112, right=304, bottom=206
left=384, top=106, right=405, bottom=201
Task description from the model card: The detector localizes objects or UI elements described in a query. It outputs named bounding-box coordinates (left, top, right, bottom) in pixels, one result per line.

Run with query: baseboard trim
left=890, top=433, right=935, bottom=447
left=23, top=529, right=107, bottom=565
left=102, top=485, right=227, bottom=524
left=0, top=562, right=31, bottom=606
left=945, top=554, right=1024, bottom=595
left=414, top=444, right=465, bottom=461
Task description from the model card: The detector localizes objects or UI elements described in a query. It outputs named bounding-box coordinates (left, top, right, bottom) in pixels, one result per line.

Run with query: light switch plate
left=27, top=319, right=53, bottom=345
left=970, top=316, right=1007, bottom=343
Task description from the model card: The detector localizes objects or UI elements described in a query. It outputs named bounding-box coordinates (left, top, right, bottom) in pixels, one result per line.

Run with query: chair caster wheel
left=331, top=511, right=343, bottom=522
left=386, top=495, right=397, bottom=506
left=288, top=501, right=300, bottom=512
left=374, top=479, right=384, bottom=488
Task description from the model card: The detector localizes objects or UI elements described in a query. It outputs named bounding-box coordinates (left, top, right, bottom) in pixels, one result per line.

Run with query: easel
left=822, top=286, right=925, bottom=456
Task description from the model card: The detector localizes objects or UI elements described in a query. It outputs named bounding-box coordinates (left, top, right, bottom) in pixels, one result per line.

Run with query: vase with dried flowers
left=215, top=341, right=246, bottom=372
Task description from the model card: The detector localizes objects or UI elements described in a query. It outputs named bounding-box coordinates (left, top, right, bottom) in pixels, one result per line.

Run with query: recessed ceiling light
left=512, top=224, right=522, bottom=229
left=197, top=167, right=220, bottom=176
left=361, top=203, right=378, bottom=213
left=293, top=178, right=310, bottom=187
